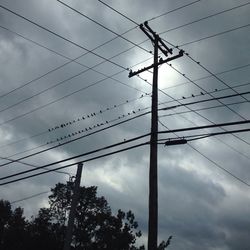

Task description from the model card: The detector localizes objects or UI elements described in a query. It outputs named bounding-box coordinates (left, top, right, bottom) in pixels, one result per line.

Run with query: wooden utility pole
left=63, top=162, right=83, bottom=250
left=148, top=33, right=159, bottom=250
left=129, top=21, right=183, bottom=250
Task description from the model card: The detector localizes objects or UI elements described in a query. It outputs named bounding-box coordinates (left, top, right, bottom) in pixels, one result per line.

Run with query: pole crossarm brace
left=128, top=21, right=183, bottom=78
left=128, top=50, right=183, bottom=78
left=143, top=21, right=173, bottom=56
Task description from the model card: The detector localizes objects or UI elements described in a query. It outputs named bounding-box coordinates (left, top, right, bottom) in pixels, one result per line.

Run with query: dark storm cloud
left=0, top=0, right=250, bottom=249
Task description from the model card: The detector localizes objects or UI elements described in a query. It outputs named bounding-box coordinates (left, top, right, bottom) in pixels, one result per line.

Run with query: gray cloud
left=0, top=0, right=250, bottom=249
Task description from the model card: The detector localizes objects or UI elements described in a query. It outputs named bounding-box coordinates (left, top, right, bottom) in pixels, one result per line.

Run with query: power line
left=0, top=130, right=48, bottom=150
left=0, top=92, right=150, bottom=149
left=0, top=111, right=151, bottom=167
left=158, top=120, right=250, bottom=135
left=124, top=1, right=250, bottom=79
left=94, top=0, right=249, bottom=191
left=0, top=25, right=163, bottom=127
left=96, top=0, right=138, bottom=25
left=159, top=100, right=249, bottom=120
left=0, top=155, right=71, bottom=176
left=1, top=85, right=247, bottom=160
left=160, top=29, right=250, bottom=121
left=158, top=120, right=250, bottom=187
left=0, top=1, right=249, bottom=186
left=0, top=0, right=202, bottom=105
left=3, top=119, right=249, bottom=182
left=10, top=190, right=51, bottom=204
left=0, top=4, right=128, bottom=71
left=97, top=0, right=201, bottom=25
left=0, top=24, right=143, bottom=100
left=158, top=63, right=250, bottom=154
left=160, top=80, right=250, bottom=105
left=57, top=0, right=150, bottom=54
left=159, top=1, right=250, bottom=35
left=50, top=90, right=250, bottom=144
left=147, top=0, right=202, bottom=22
left=190, top=144, right=250, bottom=187
left=48, top=108, right=151, bottom=145
left=0, top=0, right=201, bottom=100
left=166, top=62, right=248, bottom=120
left=0, top=142, right=149, bottom=186
left=0, top=82, right=243, bottom=151
left=184, top=53, right=250, bottom=103
left=159, top=91, right=250, bottom=112
left=0, top=66, right=142, bottom=127
left=161, top=63, right=250, bottom=91
left=93, top=0, right=250, bottom=157
left=2, top=2, right=247, bottom=121
left=179, top=23, right=250, bottom=47
left=159, top=128, right=250, bottom=142
left=160, top=99, right=250, bottom=149
left=159, top=34, right=250, bottom=151
left=47, top=95, right=150, bottom=132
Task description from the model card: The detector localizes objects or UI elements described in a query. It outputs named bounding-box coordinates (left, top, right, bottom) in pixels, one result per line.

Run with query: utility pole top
left=63, top=162, right=83, bottom=250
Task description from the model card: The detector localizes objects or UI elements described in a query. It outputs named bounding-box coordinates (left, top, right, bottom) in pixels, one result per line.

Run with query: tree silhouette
left=0, top=200, right=27, bottom=250
left=0, top=181, right=172, bottom=249
left=47, top=181, right=144, bottom=249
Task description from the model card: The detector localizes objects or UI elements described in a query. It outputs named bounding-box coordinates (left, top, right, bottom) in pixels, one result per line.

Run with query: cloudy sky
left=0, top=0, right=250, bottom=249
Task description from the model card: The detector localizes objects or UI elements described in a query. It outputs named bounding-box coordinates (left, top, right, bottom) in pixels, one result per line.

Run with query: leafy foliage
left=0, top=181, right=172, bottom=250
